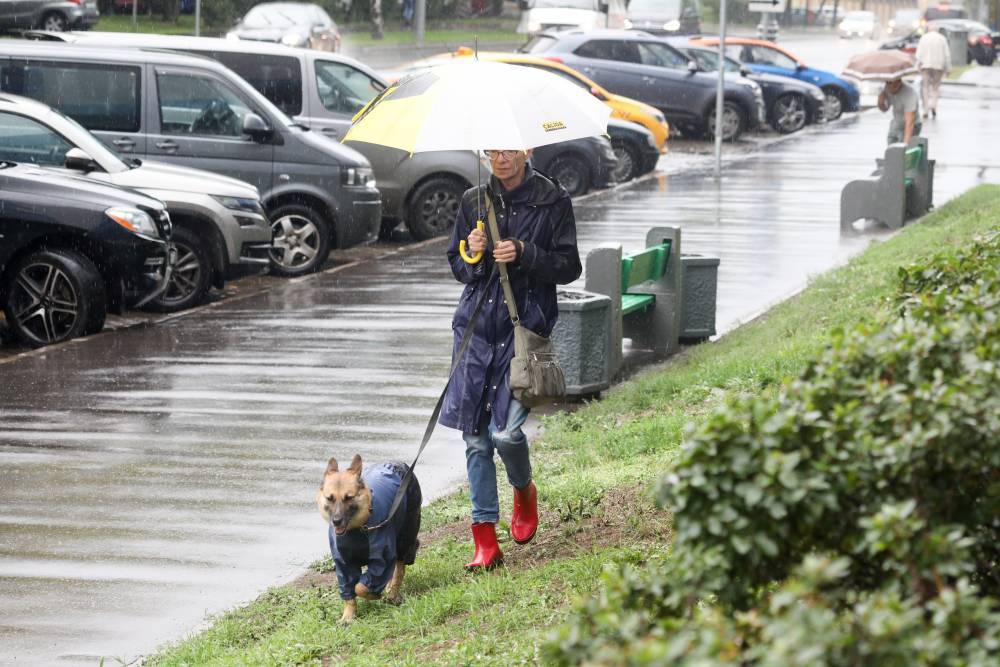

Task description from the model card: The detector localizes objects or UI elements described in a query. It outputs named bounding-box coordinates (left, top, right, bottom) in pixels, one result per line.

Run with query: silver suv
left=0, top=94, right=272, bottom=312
left=0, top=0, right=98, bottom=33
left=36, top=32, right=477, bottom=241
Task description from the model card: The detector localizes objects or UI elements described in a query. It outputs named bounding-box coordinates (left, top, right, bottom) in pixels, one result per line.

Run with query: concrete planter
left=551, top=288, right=612, bottom=396
left=680, top=254, right=720, bottom=343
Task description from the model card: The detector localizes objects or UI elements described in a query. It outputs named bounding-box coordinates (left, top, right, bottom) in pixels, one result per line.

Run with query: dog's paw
left=339, top=600, right=357, bottom=625
left=354, top=582, right=381, bottom=601
left=385, top=590, right=404, bottom=606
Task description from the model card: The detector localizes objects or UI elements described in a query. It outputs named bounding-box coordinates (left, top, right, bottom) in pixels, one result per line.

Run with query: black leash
left=362, top=258, right=499, bottom=532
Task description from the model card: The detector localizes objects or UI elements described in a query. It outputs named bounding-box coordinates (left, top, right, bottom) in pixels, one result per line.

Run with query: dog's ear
left=324, top=457, right=339, bottom=475
left=347, top=454, right=363, bottom=478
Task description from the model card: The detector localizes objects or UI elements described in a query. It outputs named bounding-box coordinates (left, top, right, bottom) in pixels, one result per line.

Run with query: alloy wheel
left=552, top=159, right=584, bottom=194
left=824, top=91, right=843, bottom=121
left=271, top=214, right=321, bottom=270
left=612, top=142, right=636, bottom=182
left=9, top=262, right=79, bottom=345
left=161, top=241, right=202, bottom=306
left=708, top=105, right=743, bottom=141
left=774, top=96, right=807, bottom=133
left=417, top=188, right=460, bottom=236
left=42, top=13, right=67, bottom=31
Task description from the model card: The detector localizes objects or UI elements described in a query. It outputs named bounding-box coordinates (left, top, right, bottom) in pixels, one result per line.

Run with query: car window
left=686, top=49, right=740, bottom=74
left=0, top=111, right=74, bottom=167
left=315, top=6, right=334, bottom=27
left=637, top=42, right=688, bottom=69
left=314, top=60, right=385, bottom=116
left=196, top=50, right=303, bottom=117
left=748, top=46, right=797, bottom=69
left=574, top=40, right=640, bottom=63
left=519, top=35, right=557, bottom=53
left=0, top=61, right=141, bottom=133
left=156, top=72, right=253, bottom=138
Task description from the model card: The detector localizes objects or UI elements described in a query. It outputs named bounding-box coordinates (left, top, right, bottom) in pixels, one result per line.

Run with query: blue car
left=692, top=37, right=860, bottom=120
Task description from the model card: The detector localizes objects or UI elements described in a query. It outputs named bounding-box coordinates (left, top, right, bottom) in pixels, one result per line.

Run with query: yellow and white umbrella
left=342, top=60, right=612, bottom=154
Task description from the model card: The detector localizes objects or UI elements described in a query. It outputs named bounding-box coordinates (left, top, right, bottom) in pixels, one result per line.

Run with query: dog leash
left=364, top=213, right=502, bottom=532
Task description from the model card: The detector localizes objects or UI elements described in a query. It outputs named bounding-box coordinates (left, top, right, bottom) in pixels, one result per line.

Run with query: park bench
left=840, top=137, right=934, bottom=232
left=583, top=226, right=682, bottom=378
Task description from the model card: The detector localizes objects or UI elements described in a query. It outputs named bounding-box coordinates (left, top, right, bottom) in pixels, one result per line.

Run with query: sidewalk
left=0, top=84, right=998, bottom=665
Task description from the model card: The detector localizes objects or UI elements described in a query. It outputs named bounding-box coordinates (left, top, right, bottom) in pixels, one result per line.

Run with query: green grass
left=147, top=185, right=1000, bottom=666
left=95, top=14, right=206, bottom=35
left=947, top=63, right=975, bottom=80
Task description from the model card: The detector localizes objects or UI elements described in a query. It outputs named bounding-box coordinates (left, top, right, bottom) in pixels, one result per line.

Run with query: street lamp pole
left=415, top=0, right=426, bottom=47
left=714, top=0, right=727, bottom=179
left=132, top=0, right=137, bottom=28
left=195, top=0, right=201, bottom=37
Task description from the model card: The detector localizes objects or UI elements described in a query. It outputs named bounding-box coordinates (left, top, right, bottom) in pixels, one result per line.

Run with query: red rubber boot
left=511, top=481, right=538, bottom=545
left=465, top=522, right=503, bottom=571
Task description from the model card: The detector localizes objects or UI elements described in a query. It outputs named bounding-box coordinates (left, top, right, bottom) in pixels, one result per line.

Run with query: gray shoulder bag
left=484, top=195, right=566, bottom=407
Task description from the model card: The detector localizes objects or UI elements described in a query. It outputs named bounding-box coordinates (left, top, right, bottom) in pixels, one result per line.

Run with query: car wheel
left=3, top=248, right=106, bottom=348
left=770, top=93, right=808, bottom=134
left=269, top=203, right=332, bottom=277
left=144, top=226, right=213, bottom=312
left=823, top=88, right=844, bottom=120
left=610, top=138, right=641, bottom=182
left=547, top=154, right=590, bottom=196
left=707, top=101, right=746, bottom=142
left=406, top=176, right=466, bottom=241
left=41, top=11, right=68, bottom=32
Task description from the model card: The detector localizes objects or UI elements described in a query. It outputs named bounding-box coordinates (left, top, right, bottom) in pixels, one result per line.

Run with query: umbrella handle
left=459, top=221, right=485, bottom=264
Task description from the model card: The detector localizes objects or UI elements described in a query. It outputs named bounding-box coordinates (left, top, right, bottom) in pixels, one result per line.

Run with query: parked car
left=886, top=8, right=921, bottom=37
left=880, top=19, right=996, bottom=66
left=0, top=94, right=272, bottom=312
left=0, top=162, right=170, bottom=347
left=0, top=41, right=381, bottom=276
left=520, top=29, right=763, bottom=141
left=623, top=0, right=702, bottom=36
left=605, top=116, right=659, bottom=181
left=690, top=37, right=861, bottom=121
left=228, top=2, right=340, bottom=52
left=839, top=10, right=878, bottom=39
left=516, top=0, right=610, bottom=35
left=677, top=44, right=827, bottom=134
left=922, top=3, right=967, bottom=26
left=0, top=0, right=98, bottom=32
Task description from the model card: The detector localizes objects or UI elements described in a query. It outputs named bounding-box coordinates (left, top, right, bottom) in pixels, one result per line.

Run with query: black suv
left=0, top=162, right=171, bottom=347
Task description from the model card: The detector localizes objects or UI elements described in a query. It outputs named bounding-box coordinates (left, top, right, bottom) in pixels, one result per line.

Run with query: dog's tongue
left=335, top=526, right=347, bottom=536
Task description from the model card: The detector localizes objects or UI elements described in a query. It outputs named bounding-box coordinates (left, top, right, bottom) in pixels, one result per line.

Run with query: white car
left=839, top=11, right=878, bottom=39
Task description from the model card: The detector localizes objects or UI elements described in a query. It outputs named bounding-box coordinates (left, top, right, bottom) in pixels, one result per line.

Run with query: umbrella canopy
left=843, top=50, right=919, bottom=82
left=342, top=60, right=612, bottom=153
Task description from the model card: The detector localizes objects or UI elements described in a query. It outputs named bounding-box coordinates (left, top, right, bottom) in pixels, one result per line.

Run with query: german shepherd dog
left=316, top=455, right=421, bottom=624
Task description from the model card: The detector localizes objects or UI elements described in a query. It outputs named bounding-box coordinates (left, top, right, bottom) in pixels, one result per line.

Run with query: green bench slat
left=904, top=146, right=923, bottom=171
left=621, top=240, right=671, bottom=292
left=621, top=293, right=655, bottom=316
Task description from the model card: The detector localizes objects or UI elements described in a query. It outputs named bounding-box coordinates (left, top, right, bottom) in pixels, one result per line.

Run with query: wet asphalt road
left=2, top=68, right=1000, bottom=665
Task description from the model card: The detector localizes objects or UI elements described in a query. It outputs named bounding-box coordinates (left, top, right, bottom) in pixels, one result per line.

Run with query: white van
left=517, top=0, right=628, bottom=35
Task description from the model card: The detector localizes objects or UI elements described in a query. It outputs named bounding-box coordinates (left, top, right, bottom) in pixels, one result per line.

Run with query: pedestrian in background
left=878, top=76, right=921, bottom=144
left=916, top=25, right=951, bottom=118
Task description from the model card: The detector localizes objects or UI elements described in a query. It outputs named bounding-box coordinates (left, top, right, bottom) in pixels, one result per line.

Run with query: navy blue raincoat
left=439, top=166, right=582, bottom=435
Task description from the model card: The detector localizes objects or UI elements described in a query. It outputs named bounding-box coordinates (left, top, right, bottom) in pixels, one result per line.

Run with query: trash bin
left=551, top=288, right=613, bottom=397
left=680, top=254, right=720, bottom=343
left=942, top=28, right=969, bottom=67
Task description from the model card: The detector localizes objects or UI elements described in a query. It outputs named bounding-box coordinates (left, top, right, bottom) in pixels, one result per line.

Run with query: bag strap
left=484, top=194, right=521, bottom=327
left=361, top=262, right=498, bottom=533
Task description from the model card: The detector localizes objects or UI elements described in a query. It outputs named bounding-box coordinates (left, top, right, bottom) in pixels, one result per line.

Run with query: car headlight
left=624, top=18, right=633, bottom=29
left=211, top=195, right=263, bottom=213
left=281, top=32, right=308, bottom=46
left=342, top=166, right=376, bottom=188
left=663, top=19, right=681, bottom=31
left=106, top=207, right=159, bottom=238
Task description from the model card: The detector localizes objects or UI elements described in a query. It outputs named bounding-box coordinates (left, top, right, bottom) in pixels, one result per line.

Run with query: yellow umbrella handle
left=459, top=220, right=485, bottom=264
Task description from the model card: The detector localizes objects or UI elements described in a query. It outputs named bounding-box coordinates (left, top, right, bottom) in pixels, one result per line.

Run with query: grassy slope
left=148, top=186, right=1000, bottom=666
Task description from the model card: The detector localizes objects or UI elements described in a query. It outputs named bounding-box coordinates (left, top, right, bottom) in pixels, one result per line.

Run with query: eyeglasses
left=484, top=150, right=520, bottom=161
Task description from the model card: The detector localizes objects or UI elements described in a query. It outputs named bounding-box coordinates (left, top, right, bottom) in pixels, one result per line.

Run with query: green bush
left=545, top=231, right=1000, bottom=665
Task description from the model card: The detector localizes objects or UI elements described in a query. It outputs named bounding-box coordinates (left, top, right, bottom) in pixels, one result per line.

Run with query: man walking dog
left=440, top=149, right=581, bottom=570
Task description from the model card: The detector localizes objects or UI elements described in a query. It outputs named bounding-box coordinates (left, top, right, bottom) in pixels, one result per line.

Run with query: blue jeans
left=463, top=398, right=532, bottom=524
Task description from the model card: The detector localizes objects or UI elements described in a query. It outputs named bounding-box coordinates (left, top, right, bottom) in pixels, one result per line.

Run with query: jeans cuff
left=472, top=512, right=500, bottom=525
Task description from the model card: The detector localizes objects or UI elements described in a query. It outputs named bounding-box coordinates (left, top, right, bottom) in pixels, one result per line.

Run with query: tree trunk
left=371, top=0, right=384, bottom=40
left=161, top=0, right=180, bottom=23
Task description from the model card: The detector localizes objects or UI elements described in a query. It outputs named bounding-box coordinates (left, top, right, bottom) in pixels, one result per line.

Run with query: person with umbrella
left=441, top=148, right=581, bottom=570
left=343, top=60, right=607, bottom=572
left=844, top=50, right=922, bottom=145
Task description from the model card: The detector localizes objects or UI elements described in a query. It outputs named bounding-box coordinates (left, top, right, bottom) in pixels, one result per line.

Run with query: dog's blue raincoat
left=328, top=462, right=409, bottom=601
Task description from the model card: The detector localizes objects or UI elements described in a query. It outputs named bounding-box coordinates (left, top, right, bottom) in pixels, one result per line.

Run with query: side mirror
left=740, top=66, right=752, bottom=77
left=64, top=147, right=101, bottom=172
left=242, top=112, right=272, bottom=140
left=687, top=60, right=700, bottom=73
left=796, top=63, right=807, bottom=71
left=590, top=85, right=609, bottom=101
